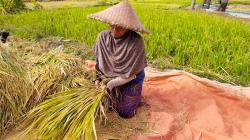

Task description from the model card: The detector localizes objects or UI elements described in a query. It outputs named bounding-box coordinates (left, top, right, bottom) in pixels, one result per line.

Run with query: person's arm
left=106, top=75, right=136, bottom=91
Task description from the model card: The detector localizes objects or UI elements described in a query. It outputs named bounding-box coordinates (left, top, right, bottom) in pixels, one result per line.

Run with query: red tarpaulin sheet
left=136, top=70, right=250, bottom=140
left=86, top=60, right=250, bottom=140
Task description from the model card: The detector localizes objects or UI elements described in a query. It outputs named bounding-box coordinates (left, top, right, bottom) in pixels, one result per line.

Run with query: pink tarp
left=136, top=70, right=250, bottom=140
left=85, top=60, right=250, bottom=140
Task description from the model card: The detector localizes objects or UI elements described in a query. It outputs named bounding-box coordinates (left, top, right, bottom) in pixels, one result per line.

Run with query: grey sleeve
left=106, top=75, right=136, bottom=91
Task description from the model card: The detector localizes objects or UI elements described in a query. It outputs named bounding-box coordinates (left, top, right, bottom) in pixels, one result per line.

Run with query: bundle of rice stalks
left=0, top=47, right=32, bottom=134
left=27, top=47, right=91, bottom=106
left=9, top=80, right=107, bottom=140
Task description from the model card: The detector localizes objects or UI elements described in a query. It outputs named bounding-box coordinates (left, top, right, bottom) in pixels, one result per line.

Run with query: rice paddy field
left=1, top=1, right=250, bottom=85
left=0, top=0, right=250, bottom=139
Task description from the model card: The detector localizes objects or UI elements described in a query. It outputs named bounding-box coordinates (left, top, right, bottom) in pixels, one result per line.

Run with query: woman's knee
left=118, top=109, right=136, bottom=119
left=117, top=102, right=139, bottom=118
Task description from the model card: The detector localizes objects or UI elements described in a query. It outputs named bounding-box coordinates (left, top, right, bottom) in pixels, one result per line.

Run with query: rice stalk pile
left=0, top=38, right=97, bottom=136
left=0, top=38, right=112, bottom=140
left=8, top=82, right=107, bottom=140
left=27, top=47, right=90, bottom=107
left=0, top=46, right=33, bottom=134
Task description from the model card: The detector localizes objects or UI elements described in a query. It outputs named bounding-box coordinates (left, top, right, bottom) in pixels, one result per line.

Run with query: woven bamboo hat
left=88, top=1, right=149, bottom=34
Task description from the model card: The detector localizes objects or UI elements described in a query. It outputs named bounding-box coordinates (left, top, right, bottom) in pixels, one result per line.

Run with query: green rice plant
left=138, top=9, right=250, bottom=86
left=0, top=46, right=33, bottom=134
left=132, top=0, right=196, bottom=5
left=229, top=0, right=250, bottom=4
left=0, top=0, right=25, bottom=14
left=32, top=0, right=43, bottom=10
left=9, top=82, right=106, bottom=140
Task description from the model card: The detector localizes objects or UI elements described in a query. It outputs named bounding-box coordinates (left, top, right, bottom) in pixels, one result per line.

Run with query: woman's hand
left=85, top=60, right=96, bottom=71
left=95, top=80, right=107, bottom=91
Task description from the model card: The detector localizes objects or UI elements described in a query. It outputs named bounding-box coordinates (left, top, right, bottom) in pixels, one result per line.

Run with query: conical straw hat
left=88, top=1, right=150, bottom=34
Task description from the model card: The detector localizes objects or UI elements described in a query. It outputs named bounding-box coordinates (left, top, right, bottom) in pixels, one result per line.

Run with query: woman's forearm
left=106, top=76, right=136, bottom=91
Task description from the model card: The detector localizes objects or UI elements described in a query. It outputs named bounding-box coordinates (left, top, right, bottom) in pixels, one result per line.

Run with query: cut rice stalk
left=9, top=83, right=107, bottom=140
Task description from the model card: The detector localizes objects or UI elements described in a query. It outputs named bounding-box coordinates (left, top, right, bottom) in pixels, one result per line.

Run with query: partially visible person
left=0, top=30, right=9, bottom=43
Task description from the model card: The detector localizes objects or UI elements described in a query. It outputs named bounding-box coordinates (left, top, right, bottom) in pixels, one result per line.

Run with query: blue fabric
left=96, top=58, right=145, bottom=118
left=113, top=70, right=145, bottom=118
